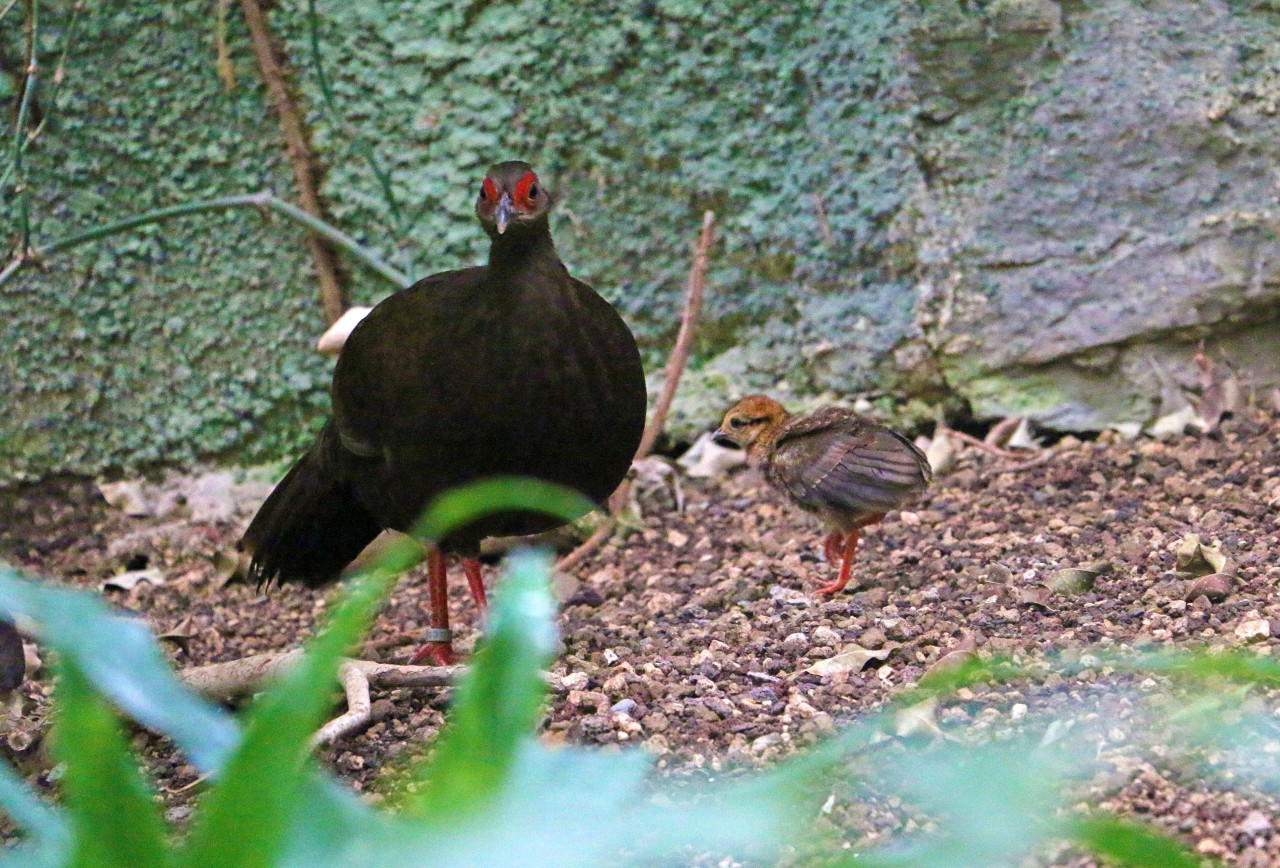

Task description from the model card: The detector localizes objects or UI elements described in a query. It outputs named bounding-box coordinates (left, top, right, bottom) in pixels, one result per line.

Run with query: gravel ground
left=1, top=407, right=1279, bottom=864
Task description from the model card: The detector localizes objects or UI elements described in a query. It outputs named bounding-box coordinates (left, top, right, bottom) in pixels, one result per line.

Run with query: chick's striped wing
left=771, top=416, right=930, bottom=515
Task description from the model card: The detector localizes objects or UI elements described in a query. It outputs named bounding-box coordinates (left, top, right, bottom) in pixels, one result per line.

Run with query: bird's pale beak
left=495, top=192, right=514, bottom=235
left=712, top=427, right=738, bottom=448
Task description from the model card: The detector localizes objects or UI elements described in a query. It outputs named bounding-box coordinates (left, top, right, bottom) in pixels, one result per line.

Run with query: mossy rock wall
left=4, top=0, right=1279, bottom=484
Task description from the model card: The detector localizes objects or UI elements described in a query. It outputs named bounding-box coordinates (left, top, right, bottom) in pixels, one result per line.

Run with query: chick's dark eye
left=527, top=183, right=539, bottom=200
left=729, top=417, right=745, bottom=429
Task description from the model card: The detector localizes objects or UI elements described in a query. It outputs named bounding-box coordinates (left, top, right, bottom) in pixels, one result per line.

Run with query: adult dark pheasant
left=714, top=395, right=930, bottom=595
left=241, top=161, right=647, bottom=663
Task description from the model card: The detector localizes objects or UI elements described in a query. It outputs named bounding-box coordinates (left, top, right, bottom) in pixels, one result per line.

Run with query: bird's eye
left=478, top=184, right=487, bottom=201
left=729, top=417, right=745, bottom=429
left=528, top=183, right=539, bottom=200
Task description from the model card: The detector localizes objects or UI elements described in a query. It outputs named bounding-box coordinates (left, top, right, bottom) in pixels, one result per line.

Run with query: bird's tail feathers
left=239, top=433, right=382, bottom=588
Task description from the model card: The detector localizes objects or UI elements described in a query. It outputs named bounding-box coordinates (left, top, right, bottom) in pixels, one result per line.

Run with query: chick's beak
left=495, top=192, right=514, bottom=235
left=712, top=427, right=738, bottom=448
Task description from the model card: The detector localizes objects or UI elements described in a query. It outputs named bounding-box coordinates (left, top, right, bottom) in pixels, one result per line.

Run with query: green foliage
left=179, top=572, right=390, bottom=868
left=3, top=548, right=1244, bottom=867
left=50, top=662, right=172, bottom=868
left=401, top=550, right=557, bottom=821
left=407, top=477, right=593, bottom=543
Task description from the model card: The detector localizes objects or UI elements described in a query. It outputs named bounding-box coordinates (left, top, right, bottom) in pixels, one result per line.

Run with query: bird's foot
left=408, top=642, right=455, bottom=667
left=408, top=627, right=455, bottom=666
left=813, top=579, right=854, bottom=596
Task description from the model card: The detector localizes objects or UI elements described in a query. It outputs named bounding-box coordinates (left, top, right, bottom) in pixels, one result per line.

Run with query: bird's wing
left=771, top=414, right=930, bottom=515
left=330, top=266, right=488, bottom=453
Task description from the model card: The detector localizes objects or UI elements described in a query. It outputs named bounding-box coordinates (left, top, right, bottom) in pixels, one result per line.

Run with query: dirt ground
left=2, top=407, right=1279, bottom=864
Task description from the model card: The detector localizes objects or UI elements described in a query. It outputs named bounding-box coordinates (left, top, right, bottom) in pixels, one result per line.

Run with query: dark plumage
left=240, top=161, right=647, bottom=662
left=714, top=395, right=931, bottom=595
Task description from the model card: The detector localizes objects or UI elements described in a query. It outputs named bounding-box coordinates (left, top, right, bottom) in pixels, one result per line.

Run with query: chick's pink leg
left=823, top=531, right=845, bottom=566
left=815, top=530, right=861, bottom=596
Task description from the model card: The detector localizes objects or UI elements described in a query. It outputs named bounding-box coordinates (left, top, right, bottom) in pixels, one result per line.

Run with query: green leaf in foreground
left=404, top=548, right=558, bottom=820
left=0, top=563, right=238, bottom=774
left=0, top=760, right=68, bottom=864
left=179, top=572, right=392, bottom=868
left=409, top=477, right=594, bottom=543
left=1071, top=816, right=1207, bottom=868
left=52, top=661, right=172, bottom=868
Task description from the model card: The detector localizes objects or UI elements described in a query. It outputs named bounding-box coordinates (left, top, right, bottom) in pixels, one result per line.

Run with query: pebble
left=560, top=671, right=589, bottom=691
left=1239, top=809, right=1273, bottom=837
left=1185, top=573, right=1233, bottom=603
left=1234, top=619, right=1271, bottom=642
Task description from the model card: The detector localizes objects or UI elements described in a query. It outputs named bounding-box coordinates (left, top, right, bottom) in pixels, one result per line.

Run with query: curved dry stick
left=179, top=652, right=459, bottom=744
left=554, top=520, right=614, bottom=574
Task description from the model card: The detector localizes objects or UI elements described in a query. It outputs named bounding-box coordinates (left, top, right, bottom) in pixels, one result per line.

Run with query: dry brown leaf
left=1174, top=533, right=1231, bottom=577
left=1013, top=585, right=1054, bottom=610
left=922, top=647, right=976, bottom=680
left=1046, top=560, right=1111, bottom=595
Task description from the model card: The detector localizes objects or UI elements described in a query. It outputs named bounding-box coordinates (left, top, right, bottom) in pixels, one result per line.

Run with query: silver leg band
left=422, top=628, right=453, bottom=643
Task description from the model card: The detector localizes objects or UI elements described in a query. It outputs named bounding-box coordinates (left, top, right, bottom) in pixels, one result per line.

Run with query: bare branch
left=634, top=210, right=716, bottom=461
left=179, top=652, right=459, bottom=744
left=239, top=0, right=346, bottom=323
left=555, top=519, right=614, bottom=574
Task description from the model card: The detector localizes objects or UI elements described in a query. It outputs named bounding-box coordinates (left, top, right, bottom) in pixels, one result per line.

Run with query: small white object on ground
left=317, top=306, right=373, bottom=355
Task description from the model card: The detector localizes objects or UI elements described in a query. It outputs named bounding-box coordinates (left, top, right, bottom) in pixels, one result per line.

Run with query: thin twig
left=995, top=449, right=1062, bottom=474
left=2, top=0, right=37, bottom=252
left=0, top=191, right=411, bottom=289
left=983, top=416, right=1022, bottom=448
left=555, top=520, right=614, bottom=573
left=214, top=0, right=237, bottom=94
left=239, top=0, right=346, bottom=323
left=944, top=426, right=1023, bottom=459
left=811, top=192, right=835, bottom=248
left=634, top=210, right=716, bottom=461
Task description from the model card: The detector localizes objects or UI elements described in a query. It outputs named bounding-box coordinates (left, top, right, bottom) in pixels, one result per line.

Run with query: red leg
left=822, top=531, right=845, bottom=566
left=409, top=546, right=454, bottom=665
left=462, top=556, right=488, bottom=612
left=815, top=529, right=861, bottom=596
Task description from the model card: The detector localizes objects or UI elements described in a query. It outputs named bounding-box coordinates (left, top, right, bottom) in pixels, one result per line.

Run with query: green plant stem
left=0, top=191, right=411, bottom=288
left=34, top=0, right=83, bottom=130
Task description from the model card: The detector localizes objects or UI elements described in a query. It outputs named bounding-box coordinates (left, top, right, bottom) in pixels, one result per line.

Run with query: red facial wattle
left=513, top=171, right=539, bottom=211
left=481, top=177, right=499, bottom=203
